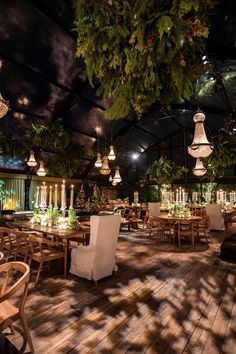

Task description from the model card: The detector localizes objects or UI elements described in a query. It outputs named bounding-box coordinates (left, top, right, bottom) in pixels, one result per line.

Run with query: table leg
left=64, top=239, right=68, bottom=278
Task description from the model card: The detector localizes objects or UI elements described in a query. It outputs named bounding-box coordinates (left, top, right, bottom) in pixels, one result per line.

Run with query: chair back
left=205, top=204, right=225, bottom=230
left=89, top=214, right=121, bottom=267
left=148, top=202, right=160, bottom=218
left=0, top=261, right=30, bottom=311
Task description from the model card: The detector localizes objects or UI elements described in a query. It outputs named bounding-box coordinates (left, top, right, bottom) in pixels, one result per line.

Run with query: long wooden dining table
left=10, top=221, right=90, bottom=277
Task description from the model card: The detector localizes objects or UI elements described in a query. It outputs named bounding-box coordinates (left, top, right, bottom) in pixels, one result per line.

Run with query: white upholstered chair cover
left=205, top=204, right=225, bottom=231
left=148, top=202, right=160, bottom=218
left=70, top=214, right=121, bottom=281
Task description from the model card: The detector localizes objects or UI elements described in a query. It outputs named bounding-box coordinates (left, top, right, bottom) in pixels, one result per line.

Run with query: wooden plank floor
left=3, top=225, right=236, bottom=354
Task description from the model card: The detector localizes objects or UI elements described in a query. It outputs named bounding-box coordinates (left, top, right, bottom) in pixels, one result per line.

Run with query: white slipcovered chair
left=147, top=202, right=161, bottom=237
left=205, top=204, right=225, bottom=231
left=148, top=202, right=160, bottom=218
left=70, top=214, right=121, bottom=282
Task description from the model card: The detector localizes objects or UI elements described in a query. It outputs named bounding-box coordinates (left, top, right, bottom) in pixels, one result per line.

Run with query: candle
left=44, top=185, right=47, bottom=209
left=69, top=185, right=74, bottom=209
left=61, top=180, right=66, bottom=211
left=40, top=186, right=43, bottom=209
left=54, top=184, right=58, bottom=209
left=35, top=186, right=39, bottom=208
left=49, top=186, right=52, bottom=207
left=176, top=189, right=179, bottom=204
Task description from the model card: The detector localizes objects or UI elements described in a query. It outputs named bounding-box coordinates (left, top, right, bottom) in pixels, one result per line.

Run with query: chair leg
left=178, top=234, right=181, bottom=247
left=18, top=311, right=34, bottom=353
left=9, top=324, right=15, bottom=335
left=35, top=261, right=43, bottom=287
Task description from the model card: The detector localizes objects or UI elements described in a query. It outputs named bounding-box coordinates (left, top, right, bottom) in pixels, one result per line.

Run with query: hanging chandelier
left=112, top=179, right=117, bottom=186
left=95, top=153, right=102, bottom=168
left=108, top=145, right=116, bottom=160
left=0, top=93, right=9, bottom=118
left=188, top=111, right=214, bottom=158
left=109, top=174, right=113, bottom=182
left=193, top=158, right=207, bottom=176
left=27, top=151, right=37, bottom=167
left=37, top=161, right=47, bottom=177
left=113, top=166, right=122, bottom=183
left=100, top=156, right=111, bottom=175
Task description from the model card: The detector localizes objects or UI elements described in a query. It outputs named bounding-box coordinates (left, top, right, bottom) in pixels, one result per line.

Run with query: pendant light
left=112, top=179, right=117, bottom=186
left=95, top=153, right=102, bottom=167
left=193, top=158, right=207, bottom=176
left=108, top=145, right=116, bottom=160
left=37, top=161, right=46, bottom=177
left=113, top=166, right=122, bottom=183
left=188, top=111, right=214, bottom=158
left=100, top=156, right=111, bottom=175
left=109, top=174, right=113, bottom=182
left=0, top=93, right=9, bottom=118
left=27, top=151, right=37, bottom=167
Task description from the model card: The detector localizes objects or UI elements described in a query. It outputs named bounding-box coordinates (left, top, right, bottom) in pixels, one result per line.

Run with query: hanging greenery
left=204, top=134, right=236, bottom=182
left=25, top=118, right=84, bottom=178
left=74, top=0, right=214, bottom=119
left=146, top=156, right=188, bottom=185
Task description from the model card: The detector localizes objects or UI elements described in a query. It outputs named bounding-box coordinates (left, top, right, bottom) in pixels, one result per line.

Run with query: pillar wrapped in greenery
left=74, top=0, right=213, bottom=119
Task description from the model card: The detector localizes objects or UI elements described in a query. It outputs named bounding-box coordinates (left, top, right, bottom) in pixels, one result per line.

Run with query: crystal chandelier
left=108, top=145, right=116, bottom=160
left=100, top=156, right=111, bottom=175
left=113, top=166, right=122, bottom=183
left=188, top=111, right=214, bottom=158
left=193, top=158, right=207, bottom=176
left=27, top=151, right=37, bottom=167
left=0, top=93, right=9, bottom=118
left=37, top=161, right=47, bottom=176
left=95, top=153, right=102, bottom=167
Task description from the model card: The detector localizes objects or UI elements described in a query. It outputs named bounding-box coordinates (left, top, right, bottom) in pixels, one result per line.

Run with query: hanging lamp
left=108, top=145, right=116, bottom=160
left=193, top=158, right=207, bottom=176
left=113, top=166, right=122, bottom=183
left=95, top=153, right=102, bottom=167
left=37, top=161, right=46, bottom=176
left=109, top=174, right=113, bottom=182
left=188, top=111, right=214, bottom=158
left=27, top=151, right=37, bottom=167
left=112, top=179, right=117, bottom=186
left=100, top=156, right=111, bottom=175
left=0, top=93, right=9, bottom=118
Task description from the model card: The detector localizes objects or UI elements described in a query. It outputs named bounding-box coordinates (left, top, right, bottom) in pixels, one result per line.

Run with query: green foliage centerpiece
left=74, top=0, right=213, bottom=119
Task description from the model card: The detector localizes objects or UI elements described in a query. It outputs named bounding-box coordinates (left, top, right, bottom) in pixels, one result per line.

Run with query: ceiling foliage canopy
left=74, top=0, right=214, bottom=120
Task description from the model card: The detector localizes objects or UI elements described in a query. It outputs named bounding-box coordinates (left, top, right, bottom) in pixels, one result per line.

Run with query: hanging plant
left=146, top=156, right=188, bottom=185
left=74, top=0, right=214, bottom=119
left=204, top=134, right=236, bottom=182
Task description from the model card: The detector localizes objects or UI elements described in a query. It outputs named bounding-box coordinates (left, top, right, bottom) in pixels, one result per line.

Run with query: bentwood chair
left=0, top=261, right=34, bottom=352
left=28, top=235, right=65, bottom=287
left=0, top=227, right=17, bottom=261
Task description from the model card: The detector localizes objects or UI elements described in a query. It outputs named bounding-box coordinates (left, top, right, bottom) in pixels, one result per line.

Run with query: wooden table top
left=10, top=221, right=89, bottom=239
left=158, top=214, right=202, bottom=221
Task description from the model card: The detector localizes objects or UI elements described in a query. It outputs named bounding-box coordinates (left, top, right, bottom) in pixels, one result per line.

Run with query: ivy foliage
left=74, top=0, right=214, bottom=119
left=204, top=134, right=236, bottom=182
left=146, top=156, right=188, bottom=185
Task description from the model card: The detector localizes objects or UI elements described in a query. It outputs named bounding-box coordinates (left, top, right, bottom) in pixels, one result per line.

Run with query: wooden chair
left=196, top=215, right=212, bottom=244
left=14, top=230, right=39, bottom=263
left=28, top=235, right=65, bottom=287
left=0, top=227, right=17, bottom=261
left=176, top=220, right=196, bottom=248
left=0, top=261, right=34, bottom=352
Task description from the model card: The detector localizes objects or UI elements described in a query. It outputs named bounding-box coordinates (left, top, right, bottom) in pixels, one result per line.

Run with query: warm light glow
left=0, top=93, right=9, bottom=118
left=109, top=175, right=113, bottom=182
left=188, top=112, right=214, bottom=158
left=108, top=145, right=116, bottom=160
left=193, top=158, right=207, bottom=176
left=100, top=156, right=111, bottom=175
left=113, top=166, right=122, bottom=183
left=27, top=151, right=37, bottom=167
left=37, top=162, right=46, bottom=176
left=112, top=180, right=117, bottom=186
left=95, top=153, right=102, bottom=167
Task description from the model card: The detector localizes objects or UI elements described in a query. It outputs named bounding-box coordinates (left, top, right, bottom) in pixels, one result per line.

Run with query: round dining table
left=158, top=214, right=202, bottom=222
